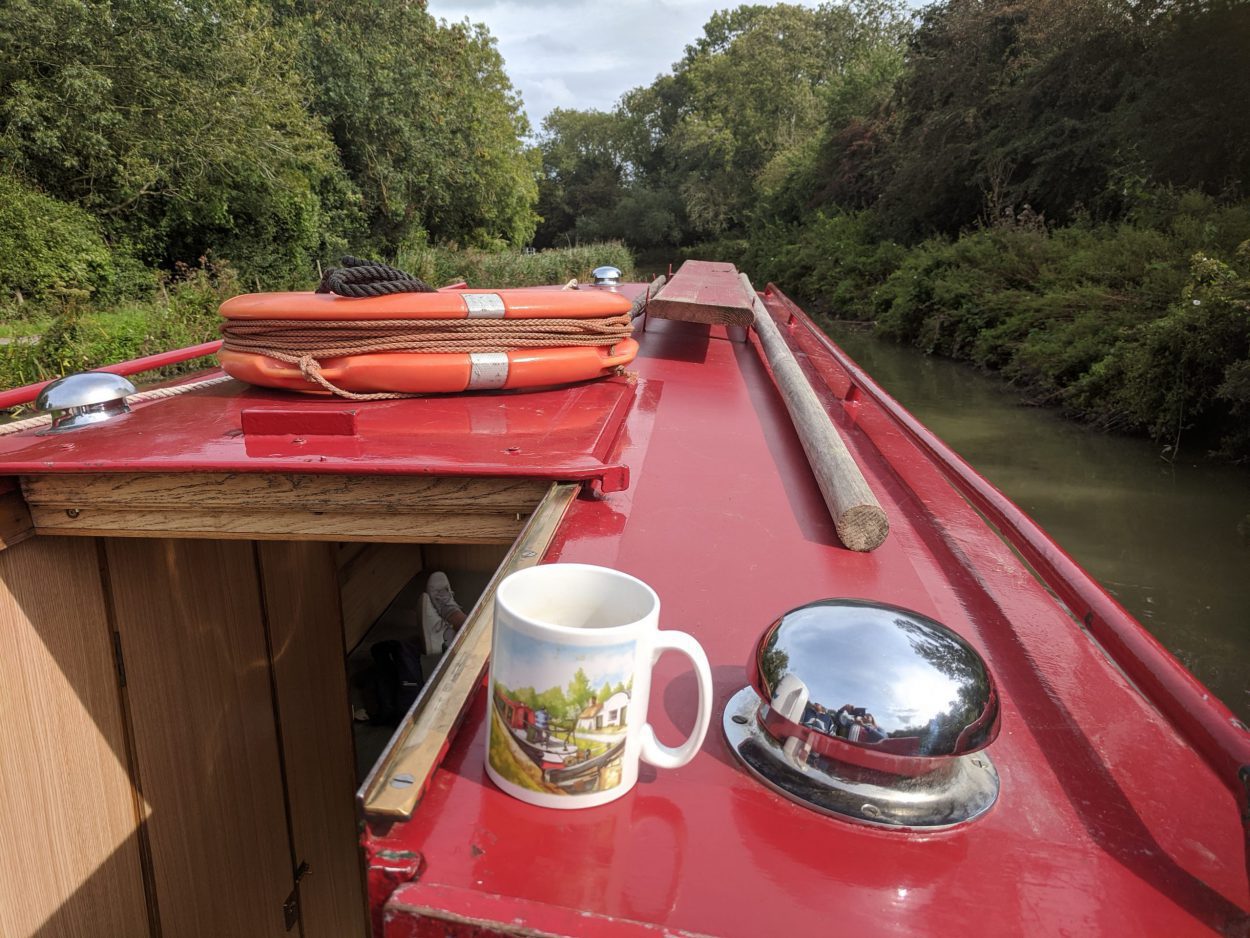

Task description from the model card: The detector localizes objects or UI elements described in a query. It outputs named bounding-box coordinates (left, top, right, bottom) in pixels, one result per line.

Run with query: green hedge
left=726, top=193, right=1250, bottom=459
left=0, top=176, right=125, bottom=305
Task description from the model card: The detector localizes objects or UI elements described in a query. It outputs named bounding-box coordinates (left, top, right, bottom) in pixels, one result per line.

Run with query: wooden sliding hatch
left=21, top=472, right=550, bottom=543
left=0, top=472, right=567, bottom=938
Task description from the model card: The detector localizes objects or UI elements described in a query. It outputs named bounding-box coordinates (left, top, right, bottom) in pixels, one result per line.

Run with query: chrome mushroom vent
left=35, top=372, right=136, bottom=433
left=591, top=265, right=622, bottom=287
left=724, top=599, right=1001, bottom=828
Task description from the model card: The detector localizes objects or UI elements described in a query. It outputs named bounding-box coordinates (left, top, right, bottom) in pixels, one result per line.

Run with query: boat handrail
left=0, top=340, right=225, bottom=410
left=764, top=284, right=1250, bottom=836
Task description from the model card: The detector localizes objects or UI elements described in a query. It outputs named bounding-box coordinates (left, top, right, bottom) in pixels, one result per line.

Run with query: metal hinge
left=111, top=632, right=126, bottom=687
left=283, top=861, right=310, bottom=931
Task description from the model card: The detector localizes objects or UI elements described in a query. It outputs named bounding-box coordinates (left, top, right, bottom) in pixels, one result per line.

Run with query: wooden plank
left=338, top=543, right=424, bottom=651
left=0, top=486, right=33, bottom=551
left=647, top=259, right=754, bottom=327
left=361, top=482, right=579, bottom=819
left=28, top=506, right=526, bottom=543
left=258, top=542, right=368, bottom=938
left=22, top=472, right=549, bottom=515
left=0, top=537, right=150, bottom=938
left=106, top=538, right=294, bottom=938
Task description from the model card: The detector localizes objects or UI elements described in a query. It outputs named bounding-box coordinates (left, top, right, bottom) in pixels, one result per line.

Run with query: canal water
left=827, top=324, right=1250, bottom=723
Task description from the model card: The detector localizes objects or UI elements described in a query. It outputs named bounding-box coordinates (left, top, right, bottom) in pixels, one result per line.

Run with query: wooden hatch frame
left=0, top=467, right=575, bottom=935
left=19, top=472, right=551, bottom=544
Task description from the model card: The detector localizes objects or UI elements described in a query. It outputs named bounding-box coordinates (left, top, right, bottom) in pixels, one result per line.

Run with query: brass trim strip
left=358, top=481, right=580, bottom=819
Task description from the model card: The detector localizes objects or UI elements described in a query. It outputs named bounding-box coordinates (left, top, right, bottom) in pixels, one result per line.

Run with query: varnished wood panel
left=23, top=473, right=546, bottom=545
left=106, top=539, right=293, bottom=938
left=0, top=537, right=149, bottom=938
left=29, top=507, right=524, bottom=544
left=421, top=543, right=511, bottom=573
left=23, top=472, right=549, bottom=514
left=0, top=486, right=33, bottom=551
left=338, top=543, right=423, bottom=652
left=258, top=542, right=368, bottom=938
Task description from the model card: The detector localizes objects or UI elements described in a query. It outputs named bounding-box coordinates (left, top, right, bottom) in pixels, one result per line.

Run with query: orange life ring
left=217, top=288, right=639, bottom=395
left=218, top=340, right=640, bottom=395
left=219, top=289, right=632, bottom=321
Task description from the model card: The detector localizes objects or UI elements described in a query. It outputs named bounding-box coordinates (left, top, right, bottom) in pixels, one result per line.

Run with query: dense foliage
left=0, top=0, right=538, bottom=299
left=535, top=0, right=1250, bottom=458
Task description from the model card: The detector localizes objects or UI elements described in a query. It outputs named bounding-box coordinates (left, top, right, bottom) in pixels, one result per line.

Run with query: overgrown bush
left=0, top=176, right=121, bottom=306
left=1070, top=245, right=1250, bottom=458
left=865, top=193, right=1250, bottom=457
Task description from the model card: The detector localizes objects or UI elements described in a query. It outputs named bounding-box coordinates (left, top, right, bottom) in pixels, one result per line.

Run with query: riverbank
left=707, top=192, right=1250, bottom=463
left=828, top=323, right=1250, bottom=723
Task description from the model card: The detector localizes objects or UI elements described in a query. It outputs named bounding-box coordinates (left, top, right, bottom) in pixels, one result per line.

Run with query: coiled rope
left=222, top=257, right=634, bottom=400
left=315, top=255, right=436, bottom=297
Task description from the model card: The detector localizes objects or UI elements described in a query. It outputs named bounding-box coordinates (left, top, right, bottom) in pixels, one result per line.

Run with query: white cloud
left=428, top=0, right=772, bottom=128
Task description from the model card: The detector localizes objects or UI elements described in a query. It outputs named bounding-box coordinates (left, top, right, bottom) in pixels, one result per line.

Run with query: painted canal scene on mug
left=490, top=623, right=634, bottom=795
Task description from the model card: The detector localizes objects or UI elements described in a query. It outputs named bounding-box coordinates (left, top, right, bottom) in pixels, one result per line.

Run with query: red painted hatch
left=0, top=372, right=635, bottom=491
left=372, top=292, right=1248, bottom=936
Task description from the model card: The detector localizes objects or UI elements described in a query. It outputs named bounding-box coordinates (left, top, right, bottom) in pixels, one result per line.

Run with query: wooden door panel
left=0, top=537, right=149, bottom=938
left=258, top=541, right=367, bottom=938
left=106, top=539, right=292, bottom=938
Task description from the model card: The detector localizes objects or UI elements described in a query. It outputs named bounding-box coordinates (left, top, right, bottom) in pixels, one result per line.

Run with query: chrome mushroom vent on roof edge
left=35, top=372, right=136, bottom=433
left=724, top=599, right=1001, bottom=829
left=591, top=265, right=622, bottom=287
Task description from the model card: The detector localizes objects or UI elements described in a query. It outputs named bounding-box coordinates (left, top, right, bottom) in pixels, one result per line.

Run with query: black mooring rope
left=315, top=255, right=436, bottom=297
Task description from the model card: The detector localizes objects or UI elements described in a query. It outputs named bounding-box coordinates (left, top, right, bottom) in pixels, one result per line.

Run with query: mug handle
left=639, top=630, right=713, bottom=770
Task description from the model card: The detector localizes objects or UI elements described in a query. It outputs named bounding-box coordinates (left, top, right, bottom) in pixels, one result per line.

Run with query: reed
left=395, top=242, right=635, bottom=288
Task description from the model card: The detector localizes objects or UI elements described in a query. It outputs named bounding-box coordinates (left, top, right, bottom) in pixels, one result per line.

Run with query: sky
left=426, top=0, right=796, bottom=131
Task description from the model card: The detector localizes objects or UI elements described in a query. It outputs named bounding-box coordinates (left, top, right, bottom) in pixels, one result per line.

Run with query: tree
left=566, top=668, right=594, bottom=718
left=532, top=2, right=912, bottom=247
left=0, top=0, right=350, bottom=280
left=287, top=0, right=537, bottom=252
left=534, top=109, right=631, bottom=247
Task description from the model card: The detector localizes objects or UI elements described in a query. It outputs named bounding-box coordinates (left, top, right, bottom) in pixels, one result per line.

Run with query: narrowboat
left=0, top=260, right=1246, bottom=937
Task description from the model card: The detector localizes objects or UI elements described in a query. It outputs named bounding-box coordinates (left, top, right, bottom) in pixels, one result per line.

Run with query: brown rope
left=219, top=314, right=635, bottom=400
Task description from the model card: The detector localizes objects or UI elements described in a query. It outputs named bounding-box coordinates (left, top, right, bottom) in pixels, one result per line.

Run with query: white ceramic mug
left=485, top=563, right=712, bottom=809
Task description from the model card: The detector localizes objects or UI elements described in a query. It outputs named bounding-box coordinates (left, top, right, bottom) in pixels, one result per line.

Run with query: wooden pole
left=629, top=274, right=666, bottom=321
left=740, top=273, right=889, bottom=552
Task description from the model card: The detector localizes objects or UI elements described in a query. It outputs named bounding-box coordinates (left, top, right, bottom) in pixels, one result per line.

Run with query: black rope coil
left=315, top=255, right=436, bottom=297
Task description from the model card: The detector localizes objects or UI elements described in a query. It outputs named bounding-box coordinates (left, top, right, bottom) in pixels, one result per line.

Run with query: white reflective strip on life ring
left=462, top=293, right=506, bottom=318
left=468, top=352, right=510, bottom=390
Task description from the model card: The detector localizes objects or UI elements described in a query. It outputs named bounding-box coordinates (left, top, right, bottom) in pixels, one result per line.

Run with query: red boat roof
left=374, top=292, right=1249, bottom=936
left=2, top=283, right=1245, bottom=935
